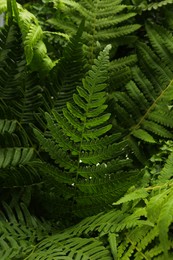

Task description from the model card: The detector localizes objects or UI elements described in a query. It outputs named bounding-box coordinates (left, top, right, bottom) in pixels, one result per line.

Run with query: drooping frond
left=34, top=45, right=138, bottom=218
left=111, top=22, right=173, bottom=162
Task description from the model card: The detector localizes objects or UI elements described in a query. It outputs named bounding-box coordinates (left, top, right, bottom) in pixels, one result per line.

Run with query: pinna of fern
left=34, top=45, right=139, bottom=218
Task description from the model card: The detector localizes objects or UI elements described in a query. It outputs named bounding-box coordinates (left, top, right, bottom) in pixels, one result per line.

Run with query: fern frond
left=109, top=54, right=138, bottom=72
left=158, top=152, right=173, bottom=183
left=51, top=0, right=140, bottom=62
left=112, top=23, right=173, bottom=162
left=61, top=150, right=173, bottom=259
left=0, top=165, right=41, bottom=189
left=0, top=23, right=22, bottom=101
left=113, top=187, right=148, bottom=205
left=29, top=234, right=112, bottom=260
left=0, top=202, right=53, bottom=259
left=0, top=20, right=46, bottom=196
left=0, top=202, right=111, bottom=260
left=34, top=45, right=138, bottom=218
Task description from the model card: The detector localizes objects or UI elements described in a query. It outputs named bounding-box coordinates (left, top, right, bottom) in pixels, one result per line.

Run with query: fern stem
left=126, top=233, right=150, bottom=260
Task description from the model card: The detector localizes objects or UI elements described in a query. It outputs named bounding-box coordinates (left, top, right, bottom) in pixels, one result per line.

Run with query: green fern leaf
left=24, top=24, right=43, bottom=64
left=34, top=45, right=137, bottom=217
left=132, top=129, right=156, bottom=143
left=0, top=120, right=17, bottom=134
left=0, top=148, right=34, bottom=168
left=108, top=233, right=117, bottom=260
left=114, top=188, right=148, bottom=205
left=49, top=20, right=85, bottom=111
left=51, top=0, right=140, bottom=62
left=29, top=234, right=112, bottom=259
left=0, top=202, right=53, bottom=259
left=158, top=193, right=173, bottom=258
left=113, top=23, right=173, bottom=162
left=142, top=0, right=173, bottom=11
left=43, top=150, right=173, bottom=259
left=0, top=21, right=44, bottom=123
left=158, top=153, right=173, bottom=183
left=147, top=189, right=170, bottom=224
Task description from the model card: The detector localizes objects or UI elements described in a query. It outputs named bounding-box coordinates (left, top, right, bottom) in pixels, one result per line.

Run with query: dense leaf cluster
left=1, top=0, right=173, bottom=259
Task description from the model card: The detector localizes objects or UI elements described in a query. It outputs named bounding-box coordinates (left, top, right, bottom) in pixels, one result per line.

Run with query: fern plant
left=34, top=45, right=139, bottom=219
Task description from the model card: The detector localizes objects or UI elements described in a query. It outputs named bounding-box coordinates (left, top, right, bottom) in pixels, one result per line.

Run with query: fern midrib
left=128, top=79, right=173, bottom=136
left=125, top=234, right=150, bottom=260
left=73, top=80, right=99, bottom=207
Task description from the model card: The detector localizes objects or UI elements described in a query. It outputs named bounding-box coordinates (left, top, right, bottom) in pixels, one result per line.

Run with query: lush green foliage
left=1, top=145, right=173, bottom=259
left=1, top=0, right=173, bottom=259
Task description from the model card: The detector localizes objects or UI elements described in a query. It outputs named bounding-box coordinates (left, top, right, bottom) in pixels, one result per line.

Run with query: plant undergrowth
left=1, top=0, right=173, bottom=259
